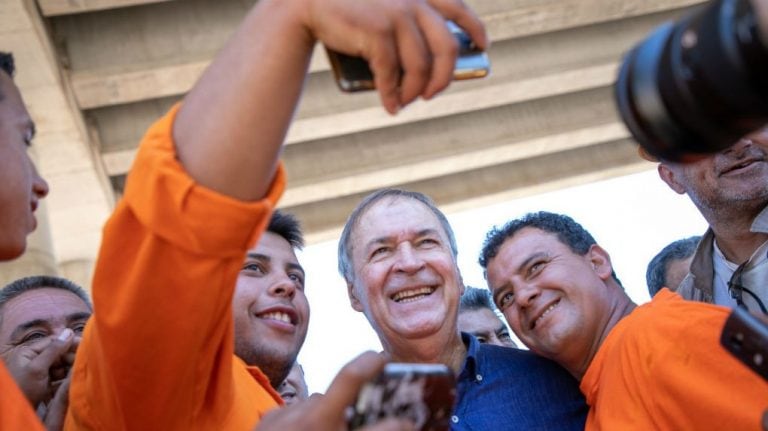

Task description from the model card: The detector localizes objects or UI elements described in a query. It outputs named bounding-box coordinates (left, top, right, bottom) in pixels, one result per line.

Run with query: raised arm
left=174, top=0, right=487, bottom=200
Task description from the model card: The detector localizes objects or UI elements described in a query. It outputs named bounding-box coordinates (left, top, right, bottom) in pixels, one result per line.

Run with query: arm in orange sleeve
left=65, top=106, right=285, bottom=430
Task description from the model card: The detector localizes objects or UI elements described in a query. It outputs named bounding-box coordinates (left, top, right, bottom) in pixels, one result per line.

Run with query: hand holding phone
left=348, top=363, right=457, bottom=431
left=326, top=21, right=490, bottom=92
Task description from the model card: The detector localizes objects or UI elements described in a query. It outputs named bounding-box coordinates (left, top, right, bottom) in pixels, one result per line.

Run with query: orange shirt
left=581, top=289, right=768, bottom=430
left=64, top=105, right=286, bottom=431
left=0, top=361, right=44, bottom=431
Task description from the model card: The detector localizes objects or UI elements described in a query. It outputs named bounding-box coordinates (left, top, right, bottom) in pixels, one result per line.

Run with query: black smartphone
left=347, top=363, right=457, bottom=431
left=326, top=21, right=490, bottom=92
left=720, top=307, right=768, bottom=381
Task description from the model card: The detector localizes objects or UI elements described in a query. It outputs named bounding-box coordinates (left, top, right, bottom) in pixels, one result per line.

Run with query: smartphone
left=326, top=21, right=490, bottom=92
left=720, top=307, right=768, bottom=381
left=347, top=363, right=457, bottom=431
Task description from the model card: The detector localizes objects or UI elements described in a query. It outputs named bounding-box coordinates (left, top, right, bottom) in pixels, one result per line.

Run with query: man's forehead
left=248, top=232, right=300, bottom=263
left=356, top=196, right=446, bottom=236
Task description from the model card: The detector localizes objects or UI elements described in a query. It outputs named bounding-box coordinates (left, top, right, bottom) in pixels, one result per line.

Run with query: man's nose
left=393, top=243, right=425, bottom=273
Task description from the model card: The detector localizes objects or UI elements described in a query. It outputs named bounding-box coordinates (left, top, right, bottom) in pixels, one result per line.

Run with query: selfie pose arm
left=65, top=0, right=485, bottom=430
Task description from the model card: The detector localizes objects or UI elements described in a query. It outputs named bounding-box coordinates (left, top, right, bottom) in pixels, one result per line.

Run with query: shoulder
left=478, top=344, right=580, bottom=384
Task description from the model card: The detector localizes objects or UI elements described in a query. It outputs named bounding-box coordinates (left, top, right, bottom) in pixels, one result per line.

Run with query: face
left=0, top=287, right=91, bottom=382
left=232, top=232, right=309, bottom=386
left=457, top=308, right=516, bottom=348
left=0, top=72, right=49, bottom=260
left=347, top=197, right=463, bottom=346
left=484, top=227, right=614, bottom=367
left=664, top=256, right=693, bottom=292
left=659, top=126, right=768, bottom=217
left=277, top=362, right=309, bottom=405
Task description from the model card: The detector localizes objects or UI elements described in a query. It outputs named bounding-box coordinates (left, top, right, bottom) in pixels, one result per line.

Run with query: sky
left=296, top=167, right=710, bottom=393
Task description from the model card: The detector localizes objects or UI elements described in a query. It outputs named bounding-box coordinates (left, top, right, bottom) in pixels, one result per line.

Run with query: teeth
left=260, top=312, right=292, bottom=324
left=533, top=302, right=558, bottom=329
left=392, top=287, right=434, bottom=303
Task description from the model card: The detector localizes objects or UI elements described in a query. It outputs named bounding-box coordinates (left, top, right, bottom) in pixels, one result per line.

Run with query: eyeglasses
left=728, top=261, right=768, bottom=315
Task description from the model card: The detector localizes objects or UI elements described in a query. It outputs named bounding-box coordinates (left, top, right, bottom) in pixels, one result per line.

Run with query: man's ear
left=347, top=282, right=364, bottom=312
left=657, top=163, right=687, bottom=195
left=588, top=244, right=614, bottom=281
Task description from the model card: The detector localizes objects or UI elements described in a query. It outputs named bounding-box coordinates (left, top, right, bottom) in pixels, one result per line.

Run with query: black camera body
left=615, top=0, right=768, bottom=161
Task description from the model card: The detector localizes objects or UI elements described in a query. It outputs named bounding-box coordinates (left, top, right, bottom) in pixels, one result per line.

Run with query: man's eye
left=475, top=336, right=488, bottom=343
left=499, top=330, right=513, bottom=341
left=498, top=292, right=514, bottom=309
left=20, top=332, right=47, bottom=344
left=289, top=273, right=305, bottom=287
left=371, top=247, right=389, bottom=258
left=72, top=323, right=88, bottom=335
left=418, top=238, right=438, bottom=247
left=528, top=261, right=545, bottom=276
left=242, top=263, right=265, bottom=274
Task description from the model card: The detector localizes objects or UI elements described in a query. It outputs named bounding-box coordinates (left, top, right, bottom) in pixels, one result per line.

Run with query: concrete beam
left=38, top=0, right=174, bottom=17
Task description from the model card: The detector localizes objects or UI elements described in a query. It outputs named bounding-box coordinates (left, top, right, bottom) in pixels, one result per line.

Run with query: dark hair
left=460, top=286, right=498, bottom=313
left=479, top=211, right=623, bottom=286
left=0, top=52, right=14, bottom=77
left=645, top=235, right=700, bottom=296
left=268, top=210, right=304, bottom=249
left=337, top=189, right=458, bottom=282
left=0, top=276, right=92, bottom=322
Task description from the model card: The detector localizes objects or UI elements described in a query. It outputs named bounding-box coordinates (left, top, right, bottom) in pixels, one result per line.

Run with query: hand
left=301, top=0, right=488, bottom=113
left=1, top=328, right=77, bottom=407
left=41, top=372, right=71, bottom=431
left=254, top=351, right=414, bottom=431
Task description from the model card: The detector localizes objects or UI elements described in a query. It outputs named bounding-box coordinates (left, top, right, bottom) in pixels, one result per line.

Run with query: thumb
left=318, top=351, right=387, bottom=420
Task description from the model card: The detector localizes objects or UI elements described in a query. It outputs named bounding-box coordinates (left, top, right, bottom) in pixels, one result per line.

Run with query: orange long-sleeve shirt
left=64, top=105, right=285, bottom=430
left=582, top=289, right=768, bottom=430
left=0, top=361, right=44, bottom=431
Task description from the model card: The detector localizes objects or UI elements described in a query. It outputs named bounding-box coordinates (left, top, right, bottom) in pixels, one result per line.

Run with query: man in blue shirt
left=337, top=189, right=587, bottom=430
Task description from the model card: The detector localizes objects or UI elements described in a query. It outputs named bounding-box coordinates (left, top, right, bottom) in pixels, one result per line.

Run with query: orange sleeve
left=0, top=362, right=44, bottom=431
left=585, top=290, right=768, bottom=430
left=65, top=104, right=286, bottom=431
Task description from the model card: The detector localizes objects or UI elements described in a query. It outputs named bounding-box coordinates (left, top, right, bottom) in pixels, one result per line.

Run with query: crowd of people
left=2, top=0, right=768, bottom=429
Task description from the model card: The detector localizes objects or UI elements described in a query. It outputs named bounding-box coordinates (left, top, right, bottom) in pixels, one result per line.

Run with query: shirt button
left=451, top=416, right=459, bottom=424
left=476, top=374, right=483, bottom=382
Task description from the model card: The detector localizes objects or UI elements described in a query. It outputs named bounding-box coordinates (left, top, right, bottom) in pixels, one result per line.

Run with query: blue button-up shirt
left=452, top=333, right=587, bottom=430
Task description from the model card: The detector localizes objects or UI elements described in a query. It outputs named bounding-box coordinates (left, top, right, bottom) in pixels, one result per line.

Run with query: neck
left=382, top=331, right=467, bottom=375
left=569, top=288, right=635, bottom=380
left=705, top=205, right=767, bottom=263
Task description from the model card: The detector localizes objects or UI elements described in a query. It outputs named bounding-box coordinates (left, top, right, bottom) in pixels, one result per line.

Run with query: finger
left=44, top=375, right=71, bottom=431
left=319, top=351, right=387, bottom=418
left=429, top=0, right=488, bottom=50
left=369, top=34, right=402, bottom=114
left=30, top=329, right=74, bottom=373
left=414, top=6, right=458, bottom=99
left=393, top=13, right=432, bottom=107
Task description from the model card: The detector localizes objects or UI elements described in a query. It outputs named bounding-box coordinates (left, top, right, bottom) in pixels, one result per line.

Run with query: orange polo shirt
left=64, top=105, right=285, bottom=430
left=581, top=289, right=768, bottom=430
left=0, top=361, right=44, bottom=430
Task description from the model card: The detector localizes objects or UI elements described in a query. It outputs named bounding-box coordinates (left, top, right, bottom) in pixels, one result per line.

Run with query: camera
left=326, top=21, right=490, bottom=92
left=615, top=0, right=768, bottom=162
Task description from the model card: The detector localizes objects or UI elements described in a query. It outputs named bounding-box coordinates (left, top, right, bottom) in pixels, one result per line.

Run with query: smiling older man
left=338, top=189, right=588, bottom=430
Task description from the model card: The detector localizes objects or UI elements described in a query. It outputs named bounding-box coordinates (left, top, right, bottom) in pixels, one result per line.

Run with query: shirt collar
left=460, top=332, right=481, bottom=378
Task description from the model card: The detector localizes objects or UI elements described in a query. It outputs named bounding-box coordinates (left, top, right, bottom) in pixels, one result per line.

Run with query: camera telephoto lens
left=615, top=0, right=768, bottom=162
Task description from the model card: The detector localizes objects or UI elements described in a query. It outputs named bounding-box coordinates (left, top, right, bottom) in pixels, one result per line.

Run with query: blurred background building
left=0, top=0, right=705, bottom=288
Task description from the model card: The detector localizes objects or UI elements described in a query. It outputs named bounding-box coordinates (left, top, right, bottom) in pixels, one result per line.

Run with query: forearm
left=174, top=0, right=314, bottom=201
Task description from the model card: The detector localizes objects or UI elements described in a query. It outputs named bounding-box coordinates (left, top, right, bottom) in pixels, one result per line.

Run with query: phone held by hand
left=720, top=307, right=768, bottom=381
left=347, top=363, right=456, bottom=431
left=326, top=21, right=490, bottom=92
